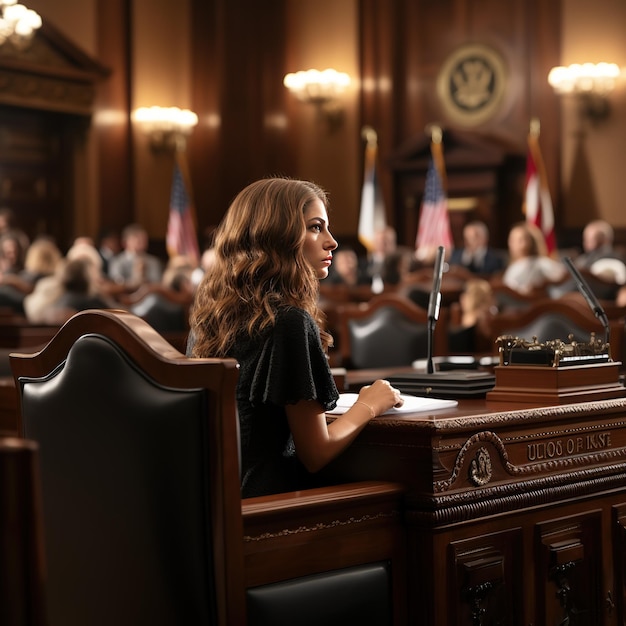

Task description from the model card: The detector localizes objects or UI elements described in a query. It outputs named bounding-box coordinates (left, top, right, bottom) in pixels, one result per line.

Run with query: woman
left=502, top=221, right=566, bottom=294
left=189, top=177, right=402, bottom=497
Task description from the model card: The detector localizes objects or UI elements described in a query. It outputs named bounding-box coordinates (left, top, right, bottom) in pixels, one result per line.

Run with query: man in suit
left=108, top=223, right=163, bottom=288
left=575, top=219, right=623, bottom=269
left=449, top=220, right=505, bottom=275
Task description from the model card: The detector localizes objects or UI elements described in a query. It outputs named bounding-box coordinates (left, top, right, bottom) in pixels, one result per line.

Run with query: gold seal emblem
left=436, top=43, right=508, bottom=126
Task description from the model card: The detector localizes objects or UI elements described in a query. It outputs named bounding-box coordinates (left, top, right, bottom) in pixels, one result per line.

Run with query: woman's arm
left=286, top=379, right=402, bottom=473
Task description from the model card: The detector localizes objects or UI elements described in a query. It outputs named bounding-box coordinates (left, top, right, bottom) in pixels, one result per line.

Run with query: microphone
left=426, top=246, right=445, bottom=373
left=563, top=256, right=610, bottom=345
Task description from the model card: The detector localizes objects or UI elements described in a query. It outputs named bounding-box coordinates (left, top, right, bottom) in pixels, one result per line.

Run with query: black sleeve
left=248, top=308, right=339, bottom=411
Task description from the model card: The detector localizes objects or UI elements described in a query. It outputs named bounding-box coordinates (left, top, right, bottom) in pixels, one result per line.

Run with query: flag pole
left=529, top=116, right=540, bottom=138
left=527, top=118, right=549, bottom=201
left=425, top=123, right=447, bottom=192
left=361, top=125, right=378, bottom=147
left=358, top=126, right=386, bottom=255
left=524, top=117, right=557, bottom=256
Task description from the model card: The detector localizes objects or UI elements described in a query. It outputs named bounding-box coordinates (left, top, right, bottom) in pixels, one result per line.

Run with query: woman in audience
left=448, top=278, right=497, bottom=354
left=0, top=230, right=35, bottom=312
left=325, top=247, right=368, bottom=286
left=23, top=240, right=117, bottom=323
left=188, top=176, right=402, bottom=497
left=161, top=254, right=196, bottom=296
left=501, top=221, right=566, bottom=294
left=16, top=236, right=63, bottom=292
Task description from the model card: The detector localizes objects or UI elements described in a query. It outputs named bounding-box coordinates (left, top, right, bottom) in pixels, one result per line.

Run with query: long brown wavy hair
left=189, top=177, right=332, bottom=357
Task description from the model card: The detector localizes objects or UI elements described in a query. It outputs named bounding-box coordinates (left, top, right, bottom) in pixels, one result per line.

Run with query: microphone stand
left=426, top=246, right=445, bottom=374
left=563, top=257, right=610, bottom=346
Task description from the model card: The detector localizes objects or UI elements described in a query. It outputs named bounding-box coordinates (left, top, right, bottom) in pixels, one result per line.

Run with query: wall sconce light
left=0, top=0, right=42, bottom=49
left=132, top=106, right=198, bottom=151
left=283, top=68, right=350, bottom=131
left=548, top=62, right=622, bottom=122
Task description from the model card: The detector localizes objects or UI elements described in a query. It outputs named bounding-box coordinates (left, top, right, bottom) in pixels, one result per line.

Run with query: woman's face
left=303, top=199, right=338, bottom=279
left=508, top=226, right=530, bottom=260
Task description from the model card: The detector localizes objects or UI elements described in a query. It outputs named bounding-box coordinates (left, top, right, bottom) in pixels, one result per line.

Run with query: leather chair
left=10, top=309, right=246, bottom=626
left=129, top=290, right=188, bottom=332
left=335, top=292, right=448, bottom=369
left=0, top=437, right=46, bottom=626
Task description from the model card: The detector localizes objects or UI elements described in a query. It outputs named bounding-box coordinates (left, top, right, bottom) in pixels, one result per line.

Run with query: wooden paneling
left=359, top=0, right=562, bottom=250
left=0, top=106, right=81, bottom=245
left=189, top=0, right=293, bottom=238
left=95, top=0, right=133, bottom=234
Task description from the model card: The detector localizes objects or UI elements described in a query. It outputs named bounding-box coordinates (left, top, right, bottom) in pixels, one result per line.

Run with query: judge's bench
left=313, top=334, right=626, bottom=626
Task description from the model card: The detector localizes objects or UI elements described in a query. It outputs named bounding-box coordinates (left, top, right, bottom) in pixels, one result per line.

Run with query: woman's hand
left=357, top=379, right=403, bottom=417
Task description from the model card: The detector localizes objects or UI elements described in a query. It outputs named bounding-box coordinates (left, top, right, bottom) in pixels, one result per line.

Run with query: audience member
left=191, top=246, right=217, bottom=287
left=108, top=223, right=163, bottom=288
left=0, top=206, right=30, bottom=251
left=24, top=241, right=117, bottom=324
left=187, top=176, right=402, bottom=497
left=161, top=255, right=196, bottom=297
left=448, top=220, right=505, bottom=275
left=575, top=220, right=623, bottom=269
left=364, top=226, right=403, bottom=287
left=325, top=248, right=369, bottom=286
left=501, top=222, right=566, bottom=294
left=551, top=220, right=626, bottom=299
left=10, top=235, right=63, bottom=295
left=0, top=231, right=27, bottom=276
left=448, top=279, right=496, bottom=354
left=0, top=229, right=32, bottom=313
left=48, top=257, right=116, bottom=321
left=97, top=227, right=122, bottom=276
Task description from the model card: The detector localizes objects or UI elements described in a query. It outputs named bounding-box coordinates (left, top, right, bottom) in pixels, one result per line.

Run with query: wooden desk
left=321, top=392, right=626, bottom=625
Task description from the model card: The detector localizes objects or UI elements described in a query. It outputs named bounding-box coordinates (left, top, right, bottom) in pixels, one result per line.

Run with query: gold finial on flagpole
left=425, top=123, right=443, bottom=144
left=361, top=126, right=378, bottom=146
left=529, top=117, right=541, bottom=137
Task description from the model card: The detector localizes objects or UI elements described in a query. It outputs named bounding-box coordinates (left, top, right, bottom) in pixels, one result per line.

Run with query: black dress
left=229, top=306, right=339, bottom=497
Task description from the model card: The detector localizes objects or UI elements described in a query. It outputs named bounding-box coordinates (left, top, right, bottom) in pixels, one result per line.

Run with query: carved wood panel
left=612, top=503, right=626, bottom=622
left=536, top=511, right=603, bottom=626
left=449, top=528, right=524, bottom=626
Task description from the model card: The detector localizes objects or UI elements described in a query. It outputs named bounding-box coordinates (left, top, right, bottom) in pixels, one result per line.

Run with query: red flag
left=524, top=129, right=556, bottom=255
left=358, top=128, right=386, bottom=252
left=166, top=152, right=200, bottom=265
left=415, top=139, right=453, bottom=260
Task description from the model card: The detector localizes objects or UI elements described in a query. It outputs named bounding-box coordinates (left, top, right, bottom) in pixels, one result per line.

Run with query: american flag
left=358, top=128, right=386, bottom=252
left=524, top=127, right=556, bottom=255
left=415, top=143, right=453, bottom=259
left=166, top=154, right=200, bottom=265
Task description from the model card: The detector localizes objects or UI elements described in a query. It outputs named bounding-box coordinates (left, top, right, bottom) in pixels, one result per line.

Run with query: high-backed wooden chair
left=489, top=281, right=549, bottom=313
left=0, top=437, right=46, bottom=626
left=10, top=309, right=246, bottom=626
left=335, top=292, right=448, bottom=369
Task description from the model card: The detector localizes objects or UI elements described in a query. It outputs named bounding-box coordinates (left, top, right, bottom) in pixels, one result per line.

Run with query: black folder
left=386, top=369, right=496, bottom=399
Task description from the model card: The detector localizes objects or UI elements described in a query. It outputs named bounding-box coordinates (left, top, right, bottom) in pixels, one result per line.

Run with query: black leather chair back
left=10, top=310, right=245, bottom=626
left=348, top=305, right=430, bottom=369
left=130, top=292, right=187, bottom=332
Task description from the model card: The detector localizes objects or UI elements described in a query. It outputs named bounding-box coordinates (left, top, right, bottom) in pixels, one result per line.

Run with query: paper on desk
left=327, top=393, right=458, bottom=416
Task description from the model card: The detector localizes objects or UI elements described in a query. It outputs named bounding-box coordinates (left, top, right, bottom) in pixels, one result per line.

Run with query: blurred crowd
left=0, top=207, right=216, bottom=325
